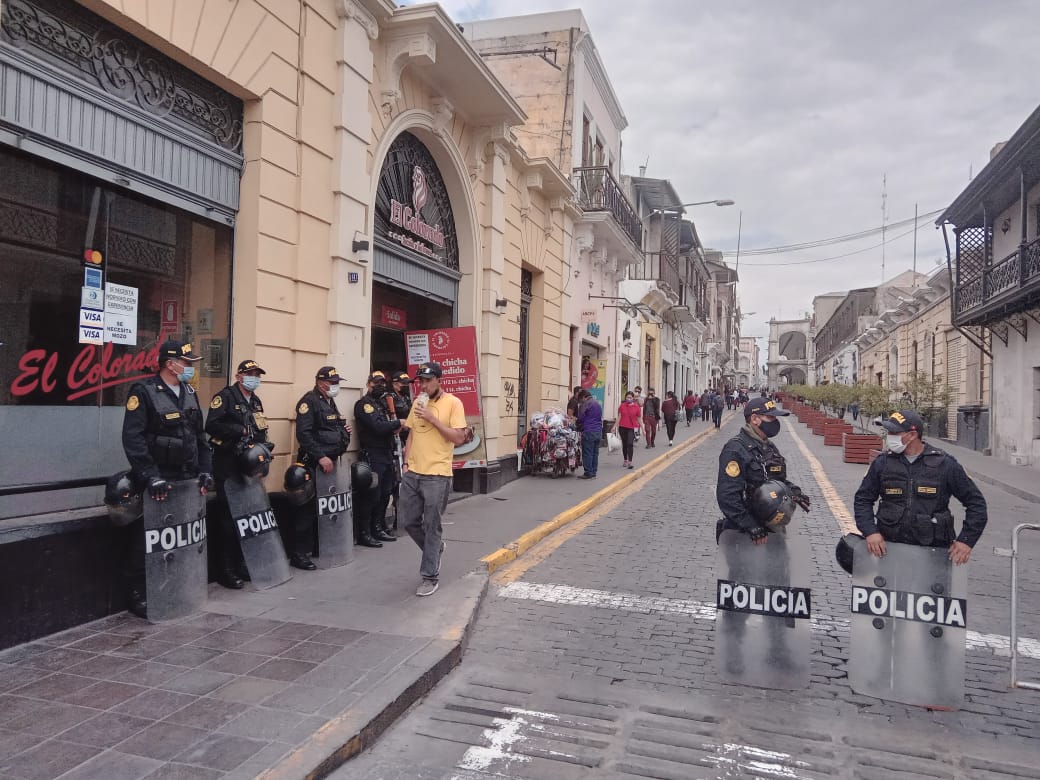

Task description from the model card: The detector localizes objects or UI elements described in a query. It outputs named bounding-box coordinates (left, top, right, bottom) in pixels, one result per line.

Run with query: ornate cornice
left=336, top=0, right=379, bottom=40
left=382, top=32, right=436, bottom=103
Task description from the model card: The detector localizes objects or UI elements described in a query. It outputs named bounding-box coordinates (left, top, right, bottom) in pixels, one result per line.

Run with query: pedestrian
left=683, top=390, right=697, bottom=426
left=700, top=390, right=712, bottom=425
left=576, top=389, right=603, bottom=479
left=662, top=390, right=680, bottom=446
left=120, top=339, right=212, bottom=617
left=205, top=358, right=273, bottom=589
left=617, top=390, right=641, bottom=469
left=353, top=370, right=403, bottom=547
left=291, top=366, right=352, bottom=568
left=401, top=362, right=468, bottom=597
left=642, top=388, right=661, bottom=447
left=632, top=386, right=643, bottom=443
left=711, top=391, right=725, bottom=429
left=715, top=396, right=811, bottom=545
left=852, top=410, right=987, bottom=565
left=566, top=385, right=583, bottom=419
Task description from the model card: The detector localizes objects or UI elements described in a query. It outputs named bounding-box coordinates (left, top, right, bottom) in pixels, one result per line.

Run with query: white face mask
left=326, top=384, right=340, bottom=398
left=887, top=433, right=907, bottom=454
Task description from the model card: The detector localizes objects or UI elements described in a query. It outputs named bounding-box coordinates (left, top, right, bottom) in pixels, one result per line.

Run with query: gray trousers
left=401, top=470, right=451, bottom=581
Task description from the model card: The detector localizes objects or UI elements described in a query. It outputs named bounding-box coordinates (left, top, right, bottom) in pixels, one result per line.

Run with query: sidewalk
left=933, top=437, right=1040, bottom=504
left=0, top=416, right=728, bottom=780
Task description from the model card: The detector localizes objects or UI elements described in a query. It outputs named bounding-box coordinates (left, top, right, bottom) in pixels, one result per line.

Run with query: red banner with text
left=405, top=326, right=486, bottom=469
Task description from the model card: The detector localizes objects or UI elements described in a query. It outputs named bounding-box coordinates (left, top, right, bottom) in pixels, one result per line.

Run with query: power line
left=720, top=208, right=943, bottom=257
left=735, top=224, right=924, bottom=267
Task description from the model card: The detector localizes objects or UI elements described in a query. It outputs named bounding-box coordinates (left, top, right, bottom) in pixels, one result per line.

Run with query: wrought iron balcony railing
left=572, top=166, right=642, bottom=250
left=955, top=236, right=1040, bottom=321
left=629, top=251, right=682, bottom=297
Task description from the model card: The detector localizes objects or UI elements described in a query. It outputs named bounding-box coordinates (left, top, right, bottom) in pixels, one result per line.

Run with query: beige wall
left=82, top=0, right=572, bottom=473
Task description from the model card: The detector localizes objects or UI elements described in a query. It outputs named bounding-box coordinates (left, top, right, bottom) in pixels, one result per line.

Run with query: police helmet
left=835, top=534, right=861, bottom=575
left=747, top=479, right=797, bottom=528
left=105, top=470, right=143, bottom=527
left=351, top=461, right=376, bottom=491
left=238, top=442, right=271, bottom=478
left=283, top=463, right=315, bottom=506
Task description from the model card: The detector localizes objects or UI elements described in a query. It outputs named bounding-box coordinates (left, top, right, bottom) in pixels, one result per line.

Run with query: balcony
left=629, top=252, right=682, bottom=301
left=954, top=236, right=1040, bottom=325
left=573, top=166, right=642, bottom=251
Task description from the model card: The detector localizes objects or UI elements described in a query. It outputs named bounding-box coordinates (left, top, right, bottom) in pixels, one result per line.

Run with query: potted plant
left=899, top=371, right=955, bottom=440
left=842, top=382, right=887, bottom=463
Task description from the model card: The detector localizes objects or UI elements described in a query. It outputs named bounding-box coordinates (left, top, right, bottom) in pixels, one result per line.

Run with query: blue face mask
left=177, top=366, right=195, bottom=383
left=241, top=375, right=261, bottom=392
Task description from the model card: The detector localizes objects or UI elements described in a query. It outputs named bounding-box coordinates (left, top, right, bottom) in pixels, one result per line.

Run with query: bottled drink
left=415, top=391, right=429, bottom=409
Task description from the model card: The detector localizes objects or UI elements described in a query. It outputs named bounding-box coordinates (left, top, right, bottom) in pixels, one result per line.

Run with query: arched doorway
left=370, top=131, right=462, bottom=374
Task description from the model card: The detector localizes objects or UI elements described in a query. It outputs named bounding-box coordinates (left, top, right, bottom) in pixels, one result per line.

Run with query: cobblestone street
left=344, top=412, right=1040, bottom=779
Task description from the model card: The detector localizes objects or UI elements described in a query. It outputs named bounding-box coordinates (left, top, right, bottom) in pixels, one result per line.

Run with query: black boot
left=289, top=553, right=317, bottom=570
left=218, top=568, right=244, bottom=589
left=128, top=586, right=147, bottom=619
left=357, top=533, right=383, bottom=548
left=372, top=519, right=396, bottom=542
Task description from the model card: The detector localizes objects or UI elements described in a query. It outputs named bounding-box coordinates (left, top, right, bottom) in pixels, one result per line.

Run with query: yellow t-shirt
left=406, top=391, right=467, bottom=477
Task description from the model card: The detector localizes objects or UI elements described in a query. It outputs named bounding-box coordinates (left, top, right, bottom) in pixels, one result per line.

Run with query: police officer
left=290, top=366, right=352, bottom=568
left=121, top=338, right=213, bottom=617
left=389, top=370, right=413, bottom=427
left=853, top=409, right=987, bottom=565
left=205, top=359, right=272, bottom=588
left=716, top=396, right=811, bottom=544
left=353, top=371, right=402, bottom=546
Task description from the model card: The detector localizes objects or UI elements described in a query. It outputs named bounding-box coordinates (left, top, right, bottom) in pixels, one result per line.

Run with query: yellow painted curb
left=480, top=414, right=733, bottom=574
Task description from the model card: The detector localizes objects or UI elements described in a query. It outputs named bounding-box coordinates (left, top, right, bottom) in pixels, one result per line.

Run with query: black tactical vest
left=141, top=382, right=202, bottom=476
left=875, top=450, right=953, bottom=546
left=738, top=433, right=787, bottom=494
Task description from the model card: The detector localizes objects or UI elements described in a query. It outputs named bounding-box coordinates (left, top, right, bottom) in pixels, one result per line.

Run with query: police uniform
left=205, top=359, right=271, bottom=587
left=716, top=398, right=805, bottom=541
left=853, top=439, right=987, bottom=549
left=120, top=338, right=212, bottom=616
left=290, top=366, right=351, bottom=564
left=354, top=371, right=401, bottom=545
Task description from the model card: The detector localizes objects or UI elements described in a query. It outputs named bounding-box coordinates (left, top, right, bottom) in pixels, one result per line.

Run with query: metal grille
left=1025, top=236, right=1040, bottom=280
left=986, top=249, right=1020, bottom=297
left=954, top=226, right=990, bottom=284
left=517, top=273, right=531, bottom=440
left=572, top=166, right=642, bottom=250
left=375, top=132, right=460, bottom=271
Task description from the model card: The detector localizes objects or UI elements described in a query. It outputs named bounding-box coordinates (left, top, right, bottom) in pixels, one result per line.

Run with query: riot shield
left=715, top=528, right=813, bottom=689
left=314, top=464, right=353, bottom=569
left=223, top=475, right=292, bottom=590
left=848, top=537, right=966, bottom=709
left=143, top=479, right=208, bottom=622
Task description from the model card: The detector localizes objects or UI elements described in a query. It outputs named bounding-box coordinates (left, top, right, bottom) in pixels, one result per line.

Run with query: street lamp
left=678, top=199, right=735, bottom=208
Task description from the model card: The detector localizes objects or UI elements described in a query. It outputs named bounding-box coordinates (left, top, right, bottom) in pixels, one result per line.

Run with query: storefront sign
left=374, top=132, right=459, bottom=271
left=12, top=343, right=161, bottom=402
left=78, top=325, right=103, bottom=345
left=106, top=283, right=138, bottom=345
left=581, top=309, right=596, bottom=323
left=161, top=300, right=178, bottom=327
left=79, top=309, right=104, bottom=328
left=580, top=357, right=608, bottom=406
left=405, top=326, right=487, bottom=470
left=379, top=305, right=407, bottom=330
left=81, top=287, right=104, bottom=310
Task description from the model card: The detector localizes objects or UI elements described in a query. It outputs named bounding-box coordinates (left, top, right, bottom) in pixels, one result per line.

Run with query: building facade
left=941, top=105, right=1040, bottom=465
left=0, top=0, right=579, bottom=644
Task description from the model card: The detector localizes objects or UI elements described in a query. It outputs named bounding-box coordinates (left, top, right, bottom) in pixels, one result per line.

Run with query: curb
left=257, top=572, right=489, bottom=780
left=480, top=418, right=729, bottom=574
left=963, top=469, right=1040, bottom=506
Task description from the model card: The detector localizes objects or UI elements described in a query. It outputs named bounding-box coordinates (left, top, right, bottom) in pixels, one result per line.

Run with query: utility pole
left=912, top=202, right=918, bottom=286
left=734, top=210, right=743, bottom=275
left=881, top=174, right=888, bottom=282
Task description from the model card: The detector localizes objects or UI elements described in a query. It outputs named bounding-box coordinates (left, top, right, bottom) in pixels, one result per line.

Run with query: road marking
left=784, top=421, right=859, bottom=535
left=496, top=581, right=1040, bottom=660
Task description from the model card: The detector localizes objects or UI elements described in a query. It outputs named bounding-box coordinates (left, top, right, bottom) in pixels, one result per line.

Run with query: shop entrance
left=370, top=281, right=453, bottom=375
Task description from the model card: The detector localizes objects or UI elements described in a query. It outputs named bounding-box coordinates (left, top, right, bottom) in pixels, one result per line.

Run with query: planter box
left=823, top=421, right=854, bottom=446
left=843, top=433, right=883, bottom=464
left=810, top=416, right=835, bottom=436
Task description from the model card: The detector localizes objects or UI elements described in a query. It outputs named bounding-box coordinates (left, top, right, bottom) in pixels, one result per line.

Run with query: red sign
left=162, top=300, right=179, bottom=327
left=379, top=305, right=408, bottom=330
left=405, top=326, right=486, bottom=468
left=12, top=343, right=160, bottom=402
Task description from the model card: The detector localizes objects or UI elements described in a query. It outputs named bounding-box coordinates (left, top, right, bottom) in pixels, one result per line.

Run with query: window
left=581, top=115, right=592, bottom=167
left=0, top=147, right=233, bottom=519
left=1034, top=368, right=1040, bottom=439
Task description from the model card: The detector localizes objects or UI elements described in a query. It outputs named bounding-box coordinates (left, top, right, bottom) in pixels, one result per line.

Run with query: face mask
left=241, top=376, right=261, bottom=392
left=887, top=434, right=907, bottom=454
left=327, top=384, right=340, bottom=398
left=759, top=419, right=781, bottom=438
left=177, top=366, right=195, bottom=383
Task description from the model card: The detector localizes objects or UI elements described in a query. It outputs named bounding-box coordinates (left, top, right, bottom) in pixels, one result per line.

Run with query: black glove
left=198, top=473, right=215, bottom=492
left=148, top=478, right=171, bottom=501
left=748, top=525, right=769, bottom=542
left=790, top=485, right=811, bottom=512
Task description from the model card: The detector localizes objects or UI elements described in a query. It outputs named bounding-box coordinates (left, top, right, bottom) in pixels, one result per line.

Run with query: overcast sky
left=406, top=0, right=1040, bottom=349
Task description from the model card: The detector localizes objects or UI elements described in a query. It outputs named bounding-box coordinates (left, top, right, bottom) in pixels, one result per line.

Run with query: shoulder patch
left=210, top=395, right=222, bottom=409
left=298, top=402, right=309, bottom=415
left=363, top=403, right=375, bottom=414
left=126, top=395, right=140, bottom=411
left=725, top=460, right=741, bottom=478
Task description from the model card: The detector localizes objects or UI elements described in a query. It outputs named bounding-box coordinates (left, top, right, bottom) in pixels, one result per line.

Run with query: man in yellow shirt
left=402, top=362, right=468, bottom=596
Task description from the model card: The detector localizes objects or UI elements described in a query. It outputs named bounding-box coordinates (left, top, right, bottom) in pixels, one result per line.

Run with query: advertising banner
left=581, top=357, right=608, bottom=406
left=405, top=326, right=486, bottom=469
